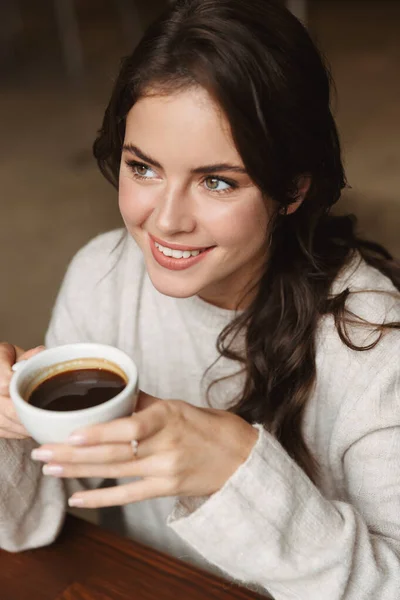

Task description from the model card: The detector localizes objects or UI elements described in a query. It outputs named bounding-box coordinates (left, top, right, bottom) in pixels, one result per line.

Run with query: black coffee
left=28, top=368, right=126, bottom=412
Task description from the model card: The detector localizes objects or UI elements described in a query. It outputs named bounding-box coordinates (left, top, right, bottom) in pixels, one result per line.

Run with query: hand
left=31, top=392, right=259, bottom=508
left=0, top=342, right=45, bottom=439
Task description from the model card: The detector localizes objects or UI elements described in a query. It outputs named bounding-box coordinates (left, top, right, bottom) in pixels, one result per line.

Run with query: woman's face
left=119, top=86, right=272, bottom=310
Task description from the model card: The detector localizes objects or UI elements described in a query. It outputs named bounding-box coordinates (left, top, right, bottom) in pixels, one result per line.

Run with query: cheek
left=206, top=197, right=270, bottom=248
left=118, top=175, right=154, bottom=226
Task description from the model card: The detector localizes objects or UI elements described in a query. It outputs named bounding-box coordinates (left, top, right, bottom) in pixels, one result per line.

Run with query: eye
left=126, top=160, right=157, bottom=179
left=204, top=176, right=235, bottom=193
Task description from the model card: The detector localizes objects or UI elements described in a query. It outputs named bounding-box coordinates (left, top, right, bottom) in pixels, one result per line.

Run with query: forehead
left=124, top=87, right=242, bottom=165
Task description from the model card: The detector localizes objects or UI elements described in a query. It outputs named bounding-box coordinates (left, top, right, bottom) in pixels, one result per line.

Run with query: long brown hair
left=93, top=0, right=400, bottom=482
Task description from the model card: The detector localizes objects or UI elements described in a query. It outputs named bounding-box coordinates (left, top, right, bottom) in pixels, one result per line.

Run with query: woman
left=0, top=1, right=399, bottom=598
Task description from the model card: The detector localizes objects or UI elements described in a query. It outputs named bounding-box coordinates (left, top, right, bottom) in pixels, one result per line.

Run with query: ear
left=281, top=175, right=311, bottom=215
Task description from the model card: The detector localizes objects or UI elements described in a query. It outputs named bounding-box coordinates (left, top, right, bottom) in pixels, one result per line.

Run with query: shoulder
left=74, top=228, right=126, bottom=258
left=319, top=252, right=399, bottom=362
left=53, top=229, right=146, bottom=312
left=332, top=253, right=400, bottom=324
left=46, top=230, right=145, bottom=346
left=318, top=254, right=400, bottom=356
left=314, top=255, right=399, bottom=437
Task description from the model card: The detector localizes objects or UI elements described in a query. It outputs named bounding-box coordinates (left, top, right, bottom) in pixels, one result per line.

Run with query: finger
left=0, top=412, right=30, bottom=435
left=0, top=343, right=17, bottom=369
left=0, top=373, right=12, bottom=396
left=0, top=343, right=44, bottom=369
left=18, top=346, right=46, bottom=362
left=70, top=401, right=168, bottom=446
left=34, top=425, right=164, bottom=464
left=0, top=426, right=30, bottom=440
left=0, top=396, right=25, bottom=425
left=43, top=460, right=137, bottom=479
left=42, top=453, right=172, bottom=480
left=32, top=442, right=137, bottom=465
left=0, top=344, right=45, bottom=395
left=68, top=478, right=173, bottom=508
left=8, top=422, right=30, bottom=437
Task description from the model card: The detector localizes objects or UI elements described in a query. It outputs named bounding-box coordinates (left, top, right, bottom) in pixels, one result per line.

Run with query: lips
left=155, top=241, right=205, bottom=259
left=149, top=233, right=211, bottom=253
left=148, top=235, right=215, bottom=271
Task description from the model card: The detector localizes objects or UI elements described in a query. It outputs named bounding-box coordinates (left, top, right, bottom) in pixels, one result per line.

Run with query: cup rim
left=10, top=343, right=138, bottom=420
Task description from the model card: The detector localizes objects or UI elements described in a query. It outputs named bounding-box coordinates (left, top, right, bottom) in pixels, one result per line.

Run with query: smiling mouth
left=149, top=235, right=215, bottom=271
left=154, top=241, right=210, bottom=259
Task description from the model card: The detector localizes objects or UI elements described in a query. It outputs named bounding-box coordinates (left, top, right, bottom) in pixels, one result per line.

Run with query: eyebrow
left=122, top=143, right=247, bottom=175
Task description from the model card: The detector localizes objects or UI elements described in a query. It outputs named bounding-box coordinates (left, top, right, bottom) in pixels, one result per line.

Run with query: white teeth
left=172, top=249, right=184, bottom=259
left=154, top=242, right=204, bottom=259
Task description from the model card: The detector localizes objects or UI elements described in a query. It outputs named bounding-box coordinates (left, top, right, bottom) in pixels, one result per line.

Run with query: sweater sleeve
left=0, top=438, right=66, bottom=552
left=168, top=361, right=400, bottom=599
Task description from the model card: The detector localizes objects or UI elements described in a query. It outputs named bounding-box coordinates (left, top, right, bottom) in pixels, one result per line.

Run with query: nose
left=154, top=186, right=196, bottom=236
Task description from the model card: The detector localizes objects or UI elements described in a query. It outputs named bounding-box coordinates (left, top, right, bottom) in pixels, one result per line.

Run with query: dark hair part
left=94, top=0, right=400, bottom=482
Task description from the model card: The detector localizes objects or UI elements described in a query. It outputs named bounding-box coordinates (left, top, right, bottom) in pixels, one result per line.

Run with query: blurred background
left=1, top=0, right=400, bottom=350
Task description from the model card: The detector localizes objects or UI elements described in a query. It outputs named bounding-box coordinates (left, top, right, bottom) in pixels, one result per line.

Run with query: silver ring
left=131, top=439, right=139, bottom=457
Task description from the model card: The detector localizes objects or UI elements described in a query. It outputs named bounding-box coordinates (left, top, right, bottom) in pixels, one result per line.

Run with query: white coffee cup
left=9, top=343, right=139, bottom=444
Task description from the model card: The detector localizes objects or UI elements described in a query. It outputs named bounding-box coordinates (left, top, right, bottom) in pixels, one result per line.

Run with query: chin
left=151, top=278, right=200, bottom=299
left=145, top=267, right=200, bottom=299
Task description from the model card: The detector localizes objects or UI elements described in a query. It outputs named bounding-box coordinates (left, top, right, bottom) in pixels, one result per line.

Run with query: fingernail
left=43, top=464, right=64, bottom=476
left=68, top=496, right=84, bottom=507
left=67, top=434, right=86, bottom=445
left=31, top=449, right=54, bottom=462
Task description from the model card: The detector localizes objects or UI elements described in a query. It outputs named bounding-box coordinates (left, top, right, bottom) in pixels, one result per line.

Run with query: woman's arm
left=28, top=359, right=400, bottom=598
left=29, top=368, right=400, bottom=598
left=168, top=366, right=400, bottom=600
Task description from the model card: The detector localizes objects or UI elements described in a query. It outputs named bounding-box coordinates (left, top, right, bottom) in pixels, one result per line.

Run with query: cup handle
left=12, top=360, right=28, bottom=373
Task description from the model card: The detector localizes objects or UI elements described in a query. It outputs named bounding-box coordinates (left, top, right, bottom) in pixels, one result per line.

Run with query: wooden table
left=1, top=515, right=266, bottom=599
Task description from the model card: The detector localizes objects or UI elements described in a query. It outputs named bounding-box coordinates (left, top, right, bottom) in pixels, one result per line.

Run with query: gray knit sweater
left=1, top=230, right=400, bottom=599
